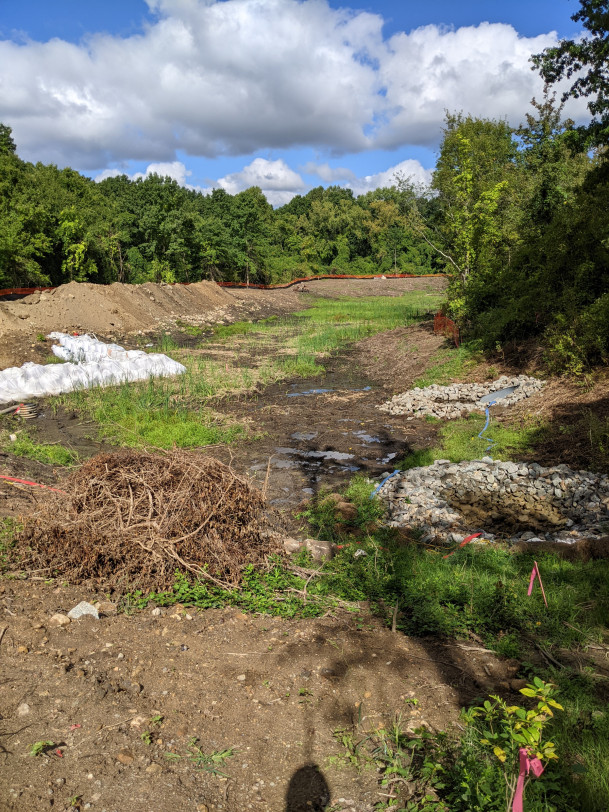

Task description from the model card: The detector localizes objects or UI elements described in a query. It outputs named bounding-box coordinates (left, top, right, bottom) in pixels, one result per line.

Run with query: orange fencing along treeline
left=0, top=272, right=447, bottom=298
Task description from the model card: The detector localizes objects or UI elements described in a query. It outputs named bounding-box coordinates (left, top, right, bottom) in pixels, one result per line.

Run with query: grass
left=127, top=470, right=609, bottom=810
left=399, top=413, right=546, bottom=469
left=126, top=478, right=609, bottom=654
left=413, top=343, right=482, bottom=388
left=0, top=429, right=77, bottom=465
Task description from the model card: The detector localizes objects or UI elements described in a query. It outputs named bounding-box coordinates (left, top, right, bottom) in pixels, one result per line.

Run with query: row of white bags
left=0, top=333, right=185, bottom=403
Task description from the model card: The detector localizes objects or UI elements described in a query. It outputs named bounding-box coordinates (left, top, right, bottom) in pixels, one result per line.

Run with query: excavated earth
left=1, top=275, right=606, bottom=812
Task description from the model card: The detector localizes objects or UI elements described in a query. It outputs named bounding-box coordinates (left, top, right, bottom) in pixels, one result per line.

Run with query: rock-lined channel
left=377, top=458, right=609, bottom=546
left=379, top=375, right=545, bottom=420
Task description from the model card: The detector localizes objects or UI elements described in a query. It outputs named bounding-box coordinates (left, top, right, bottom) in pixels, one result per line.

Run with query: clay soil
left=0, top=275, right=552, bottom=812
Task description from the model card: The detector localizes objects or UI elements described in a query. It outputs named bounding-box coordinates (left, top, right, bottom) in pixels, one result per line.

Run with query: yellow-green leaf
left=548, top=700, right=564, bottom=711
left=493, top=747, right=507, bottom=763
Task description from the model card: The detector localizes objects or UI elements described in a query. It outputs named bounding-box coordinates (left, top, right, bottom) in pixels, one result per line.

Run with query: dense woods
left=0, top=128, right=442, bottom=293
left=1, top=1, right=608, bottom=371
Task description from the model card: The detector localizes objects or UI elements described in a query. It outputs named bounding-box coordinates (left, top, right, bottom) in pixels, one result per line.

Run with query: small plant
left=463, top=678, right=563, bottom=812
left=36, top=333, right=46, bottom=342
left=29, top=740, right=54, bottom=757
left=141, top=730, right=153, bottom=745
left=165, top=738, right=235, bottom=776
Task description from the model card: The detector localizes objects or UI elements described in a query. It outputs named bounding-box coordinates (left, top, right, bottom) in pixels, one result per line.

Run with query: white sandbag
left=0, top=333, right=185, bottom=403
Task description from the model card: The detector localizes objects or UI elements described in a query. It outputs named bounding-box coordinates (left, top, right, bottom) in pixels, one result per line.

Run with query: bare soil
left=0, top=579, right=520, bottom=812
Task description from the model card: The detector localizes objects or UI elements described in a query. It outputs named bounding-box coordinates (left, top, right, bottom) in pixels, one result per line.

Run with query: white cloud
left=94, top=154, right=431, bottom=207
left=376, top=23, right=589, bottom=148
left=0, top=0, right=383, bottom=167
left=302, top=162, right=357, bottom=183
left=3, top=2, right=589, bottom=171
left=345, top=159, right=433, bottom=196
left=215, top=157, right=306, bottom=206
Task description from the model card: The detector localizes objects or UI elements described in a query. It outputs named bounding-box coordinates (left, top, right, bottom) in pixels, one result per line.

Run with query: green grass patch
left=399, top=413, right=545, bottom=469
left=413, top=342, right=482, bottom=387
left=52, top=372, right=246, bottom=449
left=210, top=292, right=444, bottom=358
left=175, top=320, right=204, bottom=337
left=0, top=430, right=77, bottom=465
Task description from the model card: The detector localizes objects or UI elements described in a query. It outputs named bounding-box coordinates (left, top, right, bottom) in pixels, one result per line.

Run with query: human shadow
left=285, top=763, right=331, bottom=812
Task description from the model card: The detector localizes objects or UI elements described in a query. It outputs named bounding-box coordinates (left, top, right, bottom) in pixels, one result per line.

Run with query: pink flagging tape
left=527, top=560, right=548, bottom=607
left=513, top=748, right=544, bottom=812
left=442, top=532, right=483, bottom=559
left=0, top=475, right=67, bottom=494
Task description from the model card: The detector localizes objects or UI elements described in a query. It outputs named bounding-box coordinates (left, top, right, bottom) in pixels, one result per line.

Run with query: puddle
left=381, top=452, right=398, bottom=464
left=275, top=447, right=355, bottom=462
left=287, top=385, right=372, bottom=398
left=352, top=430, right=381, bottom=443
left=290, top=432, right=318, bottom=441
left=287, top=388, right=334, bottom=397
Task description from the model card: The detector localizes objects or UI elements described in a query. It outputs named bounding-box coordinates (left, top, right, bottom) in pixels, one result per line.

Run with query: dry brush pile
left=13, top=450, right=281, bottom=591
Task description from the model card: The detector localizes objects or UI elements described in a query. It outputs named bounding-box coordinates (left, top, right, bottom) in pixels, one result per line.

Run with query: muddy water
left=224, top=362, right=437, bottom=510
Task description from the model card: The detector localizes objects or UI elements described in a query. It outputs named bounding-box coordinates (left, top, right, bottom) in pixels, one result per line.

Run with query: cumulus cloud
left=375, top=22, right=588, bottom=148
left=302, top=162, right=357, bottom=183
left=94, top=154, right=431, bottom=207
left=3, top=1, right=587, bottom=171
left=344, top=159, right=433, bottom=196
left=213, top=157, right=305, bottom=205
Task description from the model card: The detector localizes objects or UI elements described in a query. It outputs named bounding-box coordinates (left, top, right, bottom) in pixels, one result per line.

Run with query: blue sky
left=0, top=0, right=588, bottom=204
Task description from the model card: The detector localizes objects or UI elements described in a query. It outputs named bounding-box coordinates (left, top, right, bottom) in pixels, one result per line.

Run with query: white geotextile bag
left=0, top=333, right=185, bottom=403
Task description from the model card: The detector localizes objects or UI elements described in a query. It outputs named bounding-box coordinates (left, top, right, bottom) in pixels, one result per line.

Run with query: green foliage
left=463, top=680, right=562, bottom=811
left=29, top=741, right=55, bottom=757
left=165, top=738, right=235, bottom=776
left=399, top=412, right=544, bottom=469
left=532, top=1, right=609, bottom=148
left=0, top=430, right=77, bottom=465
left=412, top=343, right=481, bottom=387
left=0, top=128, right=446, bottom=290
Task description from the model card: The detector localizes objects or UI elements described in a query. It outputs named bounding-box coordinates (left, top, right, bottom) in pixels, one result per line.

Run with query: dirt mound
left=14, top=450, right=281, bottom=590
left=0, top=280, right=235, bottom=337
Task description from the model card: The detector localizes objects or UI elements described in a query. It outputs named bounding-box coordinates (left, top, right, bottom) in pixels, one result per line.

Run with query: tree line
left=1, top=0, right=607, bottom=371
left=0, top=127, right=443, bottom=293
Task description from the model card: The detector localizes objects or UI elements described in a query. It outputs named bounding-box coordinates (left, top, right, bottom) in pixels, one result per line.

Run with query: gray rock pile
left=379, top=375, right=545, bottom=420
left=377, top=458, right=609, bottom=546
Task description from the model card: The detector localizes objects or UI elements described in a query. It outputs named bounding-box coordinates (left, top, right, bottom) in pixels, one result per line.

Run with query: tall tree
left=532, top=0, right=609, bottom=147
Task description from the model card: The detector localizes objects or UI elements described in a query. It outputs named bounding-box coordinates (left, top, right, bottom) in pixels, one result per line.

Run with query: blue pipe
left=478, top=401, right=496, bottom=453
left=370, top=469, right=400, bottom=499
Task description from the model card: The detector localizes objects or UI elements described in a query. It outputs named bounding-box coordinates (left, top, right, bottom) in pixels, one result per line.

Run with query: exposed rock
left=68, top=601, right=100, bottom=621
left=379, top=376, right=545, bottom=420
left=377, top=459, right=609, bottom=547
left=304, top=538, right=334, bottom=560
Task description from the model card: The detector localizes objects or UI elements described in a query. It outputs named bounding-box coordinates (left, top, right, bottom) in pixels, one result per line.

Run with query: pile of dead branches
left=15, top=450, right=281, bottom=590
